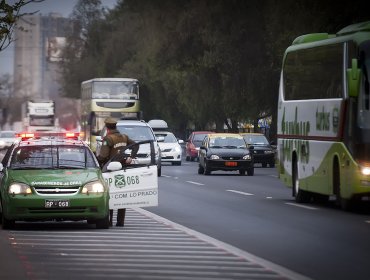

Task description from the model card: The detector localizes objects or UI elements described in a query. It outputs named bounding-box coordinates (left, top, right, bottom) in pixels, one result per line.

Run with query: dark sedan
left=198, top=133, right=254, bottom=176
left=241, top=133, right=275, bottom=168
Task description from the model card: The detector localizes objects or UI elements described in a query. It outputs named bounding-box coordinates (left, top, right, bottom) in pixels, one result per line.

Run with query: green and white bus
left=80, top=78, right=140, bottom=153
left=277, top=21, right=370, bottom=209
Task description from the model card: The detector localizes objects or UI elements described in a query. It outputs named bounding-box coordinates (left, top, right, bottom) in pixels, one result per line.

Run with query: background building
left=12, top=13, right=79, bottom=130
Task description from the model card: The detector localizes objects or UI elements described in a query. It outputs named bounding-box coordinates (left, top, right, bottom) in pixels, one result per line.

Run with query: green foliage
left=60, top=0, right=368, bottom=134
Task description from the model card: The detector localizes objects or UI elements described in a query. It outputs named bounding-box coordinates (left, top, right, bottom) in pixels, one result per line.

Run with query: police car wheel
left=95, top=214, right=110, bottom=229
left=2, top=215, right=15, bottom=229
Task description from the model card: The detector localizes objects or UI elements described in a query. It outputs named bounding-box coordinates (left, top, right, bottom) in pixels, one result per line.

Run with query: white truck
left=22, top=100, right=56, bottom=132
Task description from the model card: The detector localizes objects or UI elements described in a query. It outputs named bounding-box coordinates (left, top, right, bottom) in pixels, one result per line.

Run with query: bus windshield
left=92, top=81, right=139, bottom=100
left=358, top=42, right=370, bottom=129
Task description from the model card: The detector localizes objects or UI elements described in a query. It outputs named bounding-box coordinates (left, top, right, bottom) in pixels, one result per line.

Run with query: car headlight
left=82, top=181, right=105, bottom=194
left=174, top=146, right=182, bottom=153
left=9, top=182, right=32, bottom=195
left=210, top=155, right=220, bottom=160
left=243, top=154, right=252, bottom=160
left=0, top=140, right=5, bottom=146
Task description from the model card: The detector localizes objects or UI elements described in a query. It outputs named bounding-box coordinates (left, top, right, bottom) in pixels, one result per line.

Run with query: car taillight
left=65, top=132, right=81, bottom=139
left=16, top=133, right=35, bottom=140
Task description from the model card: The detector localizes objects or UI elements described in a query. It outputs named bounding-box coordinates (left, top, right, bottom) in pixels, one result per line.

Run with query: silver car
left=96, top=120, right=162, bottom=176
left=0, top=131, right=18, bottom=150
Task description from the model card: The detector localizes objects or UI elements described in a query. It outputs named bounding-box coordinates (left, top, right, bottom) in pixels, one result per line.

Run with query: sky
left=0, top=0, right=118, bottom=76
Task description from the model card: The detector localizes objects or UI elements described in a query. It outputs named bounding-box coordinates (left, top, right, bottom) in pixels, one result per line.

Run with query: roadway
left=0, top=155, right=370, bottom=280
left=148, top=160, right=370, bottom=280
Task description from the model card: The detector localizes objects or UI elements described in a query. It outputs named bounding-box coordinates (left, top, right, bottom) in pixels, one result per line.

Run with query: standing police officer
left=97, top=117, right=138, bottom=227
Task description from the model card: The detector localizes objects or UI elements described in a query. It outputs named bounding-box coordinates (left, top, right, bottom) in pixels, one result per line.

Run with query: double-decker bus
left=80, top=78, right=140, bottom=152
left=277, top=21, right=370, bottom=210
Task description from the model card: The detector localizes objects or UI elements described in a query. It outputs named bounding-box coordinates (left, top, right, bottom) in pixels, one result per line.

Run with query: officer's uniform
left=97, top=117, right=137, bottom=227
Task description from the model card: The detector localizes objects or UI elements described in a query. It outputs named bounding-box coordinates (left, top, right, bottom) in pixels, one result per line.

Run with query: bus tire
left=333, top=158, right=353, bottom=211
left=292, top=159, right=311, bottom=203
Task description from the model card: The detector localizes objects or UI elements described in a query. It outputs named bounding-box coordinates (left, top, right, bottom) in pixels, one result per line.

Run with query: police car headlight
left=243, top=154, right=252, bottom=160
left=210, top=155, right=220, bottom=160
left=82, top=181, right=105, bottom=194
left=9, top=182, right=32, bottom=195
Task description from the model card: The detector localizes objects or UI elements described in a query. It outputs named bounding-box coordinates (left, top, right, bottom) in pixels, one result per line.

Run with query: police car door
left=102, top=140, right=158, bottom=209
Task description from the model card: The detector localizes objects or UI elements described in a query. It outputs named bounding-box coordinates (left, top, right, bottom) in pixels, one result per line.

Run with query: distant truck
left=22, top=100, right=55, bottom=132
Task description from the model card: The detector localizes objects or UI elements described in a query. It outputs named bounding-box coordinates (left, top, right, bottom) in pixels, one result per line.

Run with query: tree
left=0, top=0, right=42, bottom=51
left=59, top=0, right=369, bottom=135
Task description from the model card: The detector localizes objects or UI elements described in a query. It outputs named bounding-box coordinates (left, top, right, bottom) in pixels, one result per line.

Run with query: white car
left=0, top=130, right=18, bottom=150
left=155, top=131, right=183, bottom=166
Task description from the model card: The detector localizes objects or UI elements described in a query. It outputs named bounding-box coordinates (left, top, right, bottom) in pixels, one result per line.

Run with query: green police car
left=0, top=132, right=110, bottom=229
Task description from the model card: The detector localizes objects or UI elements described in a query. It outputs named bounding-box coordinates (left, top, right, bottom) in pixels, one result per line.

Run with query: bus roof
left=81, top=78, right=138, bottom=85
left=289, top=21, right=370, bottom=49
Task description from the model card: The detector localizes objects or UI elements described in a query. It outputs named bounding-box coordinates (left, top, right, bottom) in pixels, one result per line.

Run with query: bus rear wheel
left=292, top=160, right=311, bottom=203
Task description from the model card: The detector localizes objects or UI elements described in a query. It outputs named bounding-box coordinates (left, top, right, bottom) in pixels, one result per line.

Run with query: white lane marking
left=285, top=202, right=318, bottom=210
left=162, top=175, right=171, bottom=178
left=226, top=190, right=254, bottom=196
left=269, top=174, right=278, bottom=178
left=186, top=181, right=204, bottom=186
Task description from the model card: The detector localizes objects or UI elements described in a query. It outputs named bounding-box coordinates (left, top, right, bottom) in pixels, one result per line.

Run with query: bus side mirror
left=347, top=58, right=361, bottom=98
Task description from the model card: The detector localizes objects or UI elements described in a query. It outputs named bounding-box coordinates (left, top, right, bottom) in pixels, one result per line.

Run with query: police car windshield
left=116, top=125, right=155, bottom=142
left=9, top=146, right=97, bottom=169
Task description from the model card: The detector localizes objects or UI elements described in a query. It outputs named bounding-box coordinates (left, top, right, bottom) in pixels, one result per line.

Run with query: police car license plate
left=45, top=199, right=70, bottom=208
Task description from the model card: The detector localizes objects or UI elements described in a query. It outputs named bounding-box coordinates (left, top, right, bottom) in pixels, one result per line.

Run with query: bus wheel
left=333, top=159, right=353, bottom=211
left=312, top=193, right=329, bottom=204
left=292, top=160, right=311, bottom=203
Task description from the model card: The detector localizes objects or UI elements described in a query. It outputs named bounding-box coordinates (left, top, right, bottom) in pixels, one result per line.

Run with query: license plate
left=45, top=199, right=70, bottom=208
left=225, top=161, right=237, bottom=167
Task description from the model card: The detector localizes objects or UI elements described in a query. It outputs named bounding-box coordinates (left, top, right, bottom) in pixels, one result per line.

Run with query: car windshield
left=209, top=137, right=246, bottom=148
left=117, top=125, right=155, bottom=142
left=9, top=146, right=96, bottom=169
left=243, top=135, right=269, bottom=145
left=192, top=133, right=209, bottom=147
left=155, top=132, right=177, bottom=143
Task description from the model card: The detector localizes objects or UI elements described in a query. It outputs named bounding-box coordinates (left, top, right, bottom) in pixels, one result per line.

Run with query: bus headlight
left=82, top=181, right=105, bottom=194
left=9, top=183, right=32, bottom=195
left=361, top=166, right=370, bottom=176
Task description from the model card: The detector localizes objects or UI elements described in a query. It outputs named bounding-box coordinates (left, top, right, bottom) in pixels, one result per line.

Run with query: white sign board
left=103, top=165, right=158, bottom=209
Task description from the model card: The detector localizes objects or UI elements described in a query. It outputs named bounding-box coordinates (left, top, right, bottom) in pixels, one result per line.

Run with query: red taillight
left=65, top=132, right=77, bottom=138
left=16, top=133, right=35, bottom=139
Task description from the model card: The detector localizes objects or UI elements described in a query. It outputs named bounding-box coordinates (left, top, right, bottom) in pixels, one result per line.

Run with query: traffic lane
left=0, top=209, right=306, bottom=280
left=151, top=163, right=370, bottom=280
left=164, top=161, right=291, bottom=203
